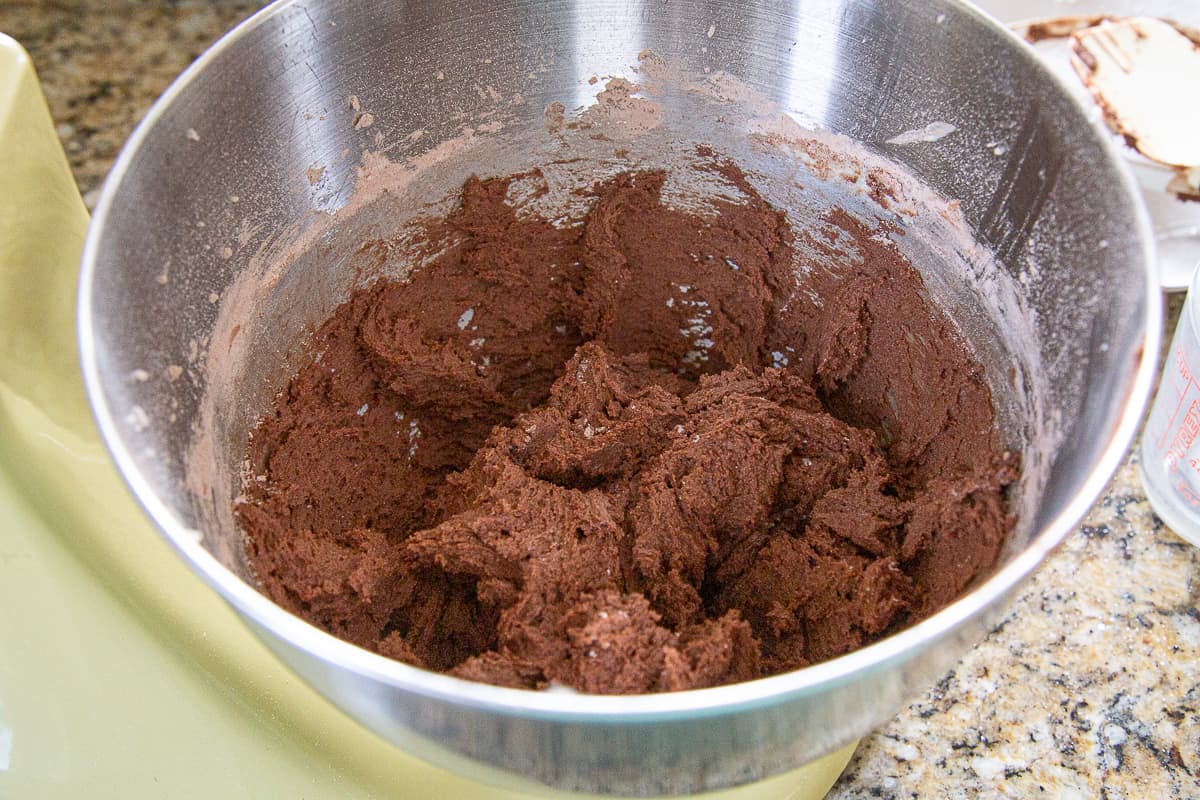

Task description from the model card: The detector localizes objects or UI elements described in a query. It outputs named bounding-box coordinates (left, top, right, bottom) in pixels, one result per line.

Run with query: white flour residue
left=885, top=121, right=959, bottom=145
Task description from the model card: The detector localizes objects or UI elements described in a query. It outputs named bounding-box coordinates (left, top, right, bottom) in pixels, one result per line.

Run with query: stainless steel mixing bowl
left=77, top=0, right=1159, bottom=795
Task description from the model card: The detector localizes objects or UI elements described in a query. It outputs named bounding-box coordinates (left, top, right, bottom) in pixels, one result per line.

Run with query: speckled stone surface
left=2, top=2, right=1197, bottom=797
left=0, top=0, right=260, bottom=207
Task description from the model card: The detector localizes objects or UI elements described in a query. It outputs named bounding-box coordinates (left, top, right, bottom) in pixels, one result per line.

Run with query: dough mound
left=238, top=154, right=1016, bottom=694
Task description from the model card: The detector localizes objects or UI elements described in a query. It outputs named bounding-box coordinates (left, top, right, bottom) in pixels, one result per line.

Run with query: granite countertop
left=2, top=1, right=1197, bottom=797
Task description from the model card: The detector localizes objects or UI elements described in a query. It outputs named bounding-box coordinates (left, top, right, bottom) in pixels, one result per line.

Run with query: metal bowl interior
left=78, top=0, right=1159, bottom=795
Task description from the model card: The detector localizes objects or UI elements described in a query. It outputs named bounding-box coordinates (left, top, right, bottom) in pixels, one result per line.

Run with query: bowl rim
left=77, top=0, right=1162, bottom=722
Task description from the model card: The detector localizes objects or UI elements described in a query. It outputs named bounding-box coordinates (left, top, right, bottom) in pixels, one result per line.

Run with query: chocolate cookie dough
left=237, top=152, right=1017, bottom=694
